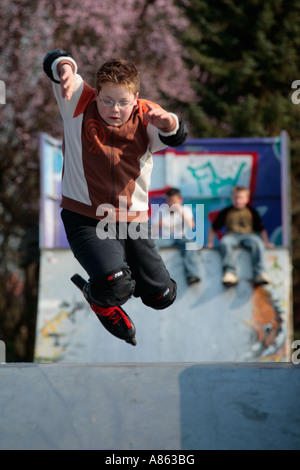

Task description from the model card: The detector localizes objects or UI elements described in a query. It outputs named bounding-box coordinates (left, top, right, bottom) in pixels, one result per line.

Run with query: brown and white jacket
left=43, top=50, right=188, bottom=222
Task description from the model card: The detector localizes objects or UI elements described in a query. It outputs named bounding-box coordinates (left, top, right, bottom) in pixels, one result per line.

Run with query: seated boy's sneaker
left=222, top=271, right=239, bottom=286
left=253, top=272, right=270, bottom=286
left=187, top=276, right=201, bottom=286
left=90, top=303, right=136, bottom=342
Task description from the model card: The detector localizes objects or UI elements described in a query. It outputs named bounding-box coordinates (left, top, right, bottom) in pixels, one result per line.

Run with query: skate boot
left=90, top=303, right=137, bottom=345
left=71, top=273, right=137, bottom=346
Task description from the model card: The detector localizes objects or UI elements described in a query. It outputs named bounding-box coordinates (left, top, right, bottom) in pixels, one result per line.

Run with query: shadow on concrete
left=179, top=363, right=300, bottom=450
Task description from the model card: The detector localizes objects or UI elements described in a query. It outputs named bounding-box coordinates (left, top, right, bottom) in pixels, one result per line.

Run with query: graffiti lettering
left=187, top=161, right=246, bottom=196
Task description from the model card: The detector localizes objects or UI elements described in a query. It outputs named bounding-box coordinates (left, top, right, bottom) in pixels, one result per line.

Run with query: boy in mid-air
left=43, top=50, right=187, bottom=345
left=207, top=186, right=273, bottom=287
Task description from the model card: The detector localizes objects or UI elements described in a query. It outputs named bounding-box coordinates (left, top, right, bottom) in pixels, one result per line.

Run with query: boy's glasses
left=99, top=99, right=134, bottom=109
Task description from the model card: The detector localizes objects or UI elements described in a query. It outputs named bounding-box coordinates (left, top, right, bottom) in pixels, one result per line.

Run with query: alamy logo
left=291, top=80, right=300, bottom=104
left=0, top=340, right=6, bottom=363
left=0, top=81, right=5, bottom=104
left=291, top=340, right=300, bottom=365
left=95, top=197, right=204, bottom=250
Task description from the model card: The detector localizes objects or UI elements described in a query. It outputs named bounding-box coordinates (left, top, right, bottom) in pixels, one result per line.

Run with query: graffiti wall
left=39, top=133, right=67, bottom=249
left=149, top=131, right=290, bottom=248
left=34, top=247, right=292, bottom=363
left=36, top=131, right=292, bottom=363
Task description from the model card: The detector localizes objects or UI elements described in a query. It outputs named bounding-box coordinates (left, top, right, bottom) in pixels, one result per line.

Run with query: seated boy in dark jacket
left=207, top=186, right=273, bottom=287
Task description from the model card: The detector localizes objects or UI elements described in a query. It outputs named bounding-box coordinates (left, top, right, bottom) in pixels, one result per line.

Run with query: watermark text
left=0, top=81, right=5, bottom=104
left=291, top=80, right=300, bottom=104
left=292, top=340, right=300, bottom=364
left=95, top=199, right=204, bottom=250
left=0, top=340, right=6, bottom=363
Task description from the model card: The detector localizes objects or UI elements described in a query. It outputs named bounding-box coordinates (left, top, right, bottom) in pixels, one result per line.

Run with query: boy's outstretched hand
left=58, top=63, right=75, bottom=101
left=143, top=103, right=176, bottom=132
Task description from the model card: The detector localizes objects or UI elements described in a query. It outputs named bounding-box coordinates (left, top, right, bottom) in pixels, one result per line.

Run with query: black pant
left=61, top=209, right=172, bottom=299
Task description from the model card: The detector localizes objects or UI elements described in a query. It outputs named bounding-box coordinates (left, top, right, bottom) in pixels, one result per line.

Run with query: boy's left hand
left=143, top=103, right=176, bottom=132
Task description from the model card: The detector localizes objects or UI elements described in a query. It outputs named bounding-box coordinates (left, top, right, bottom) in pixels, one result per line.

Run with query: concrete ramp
left=35, top=247, right=292, bottom=363
left=0, top=362, right=299, bottom=450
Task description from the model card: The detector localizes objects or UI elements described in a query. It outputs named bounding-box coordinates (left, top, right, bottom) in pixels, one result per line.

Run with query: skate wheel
left=126, top=337, right=137, bottom=346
